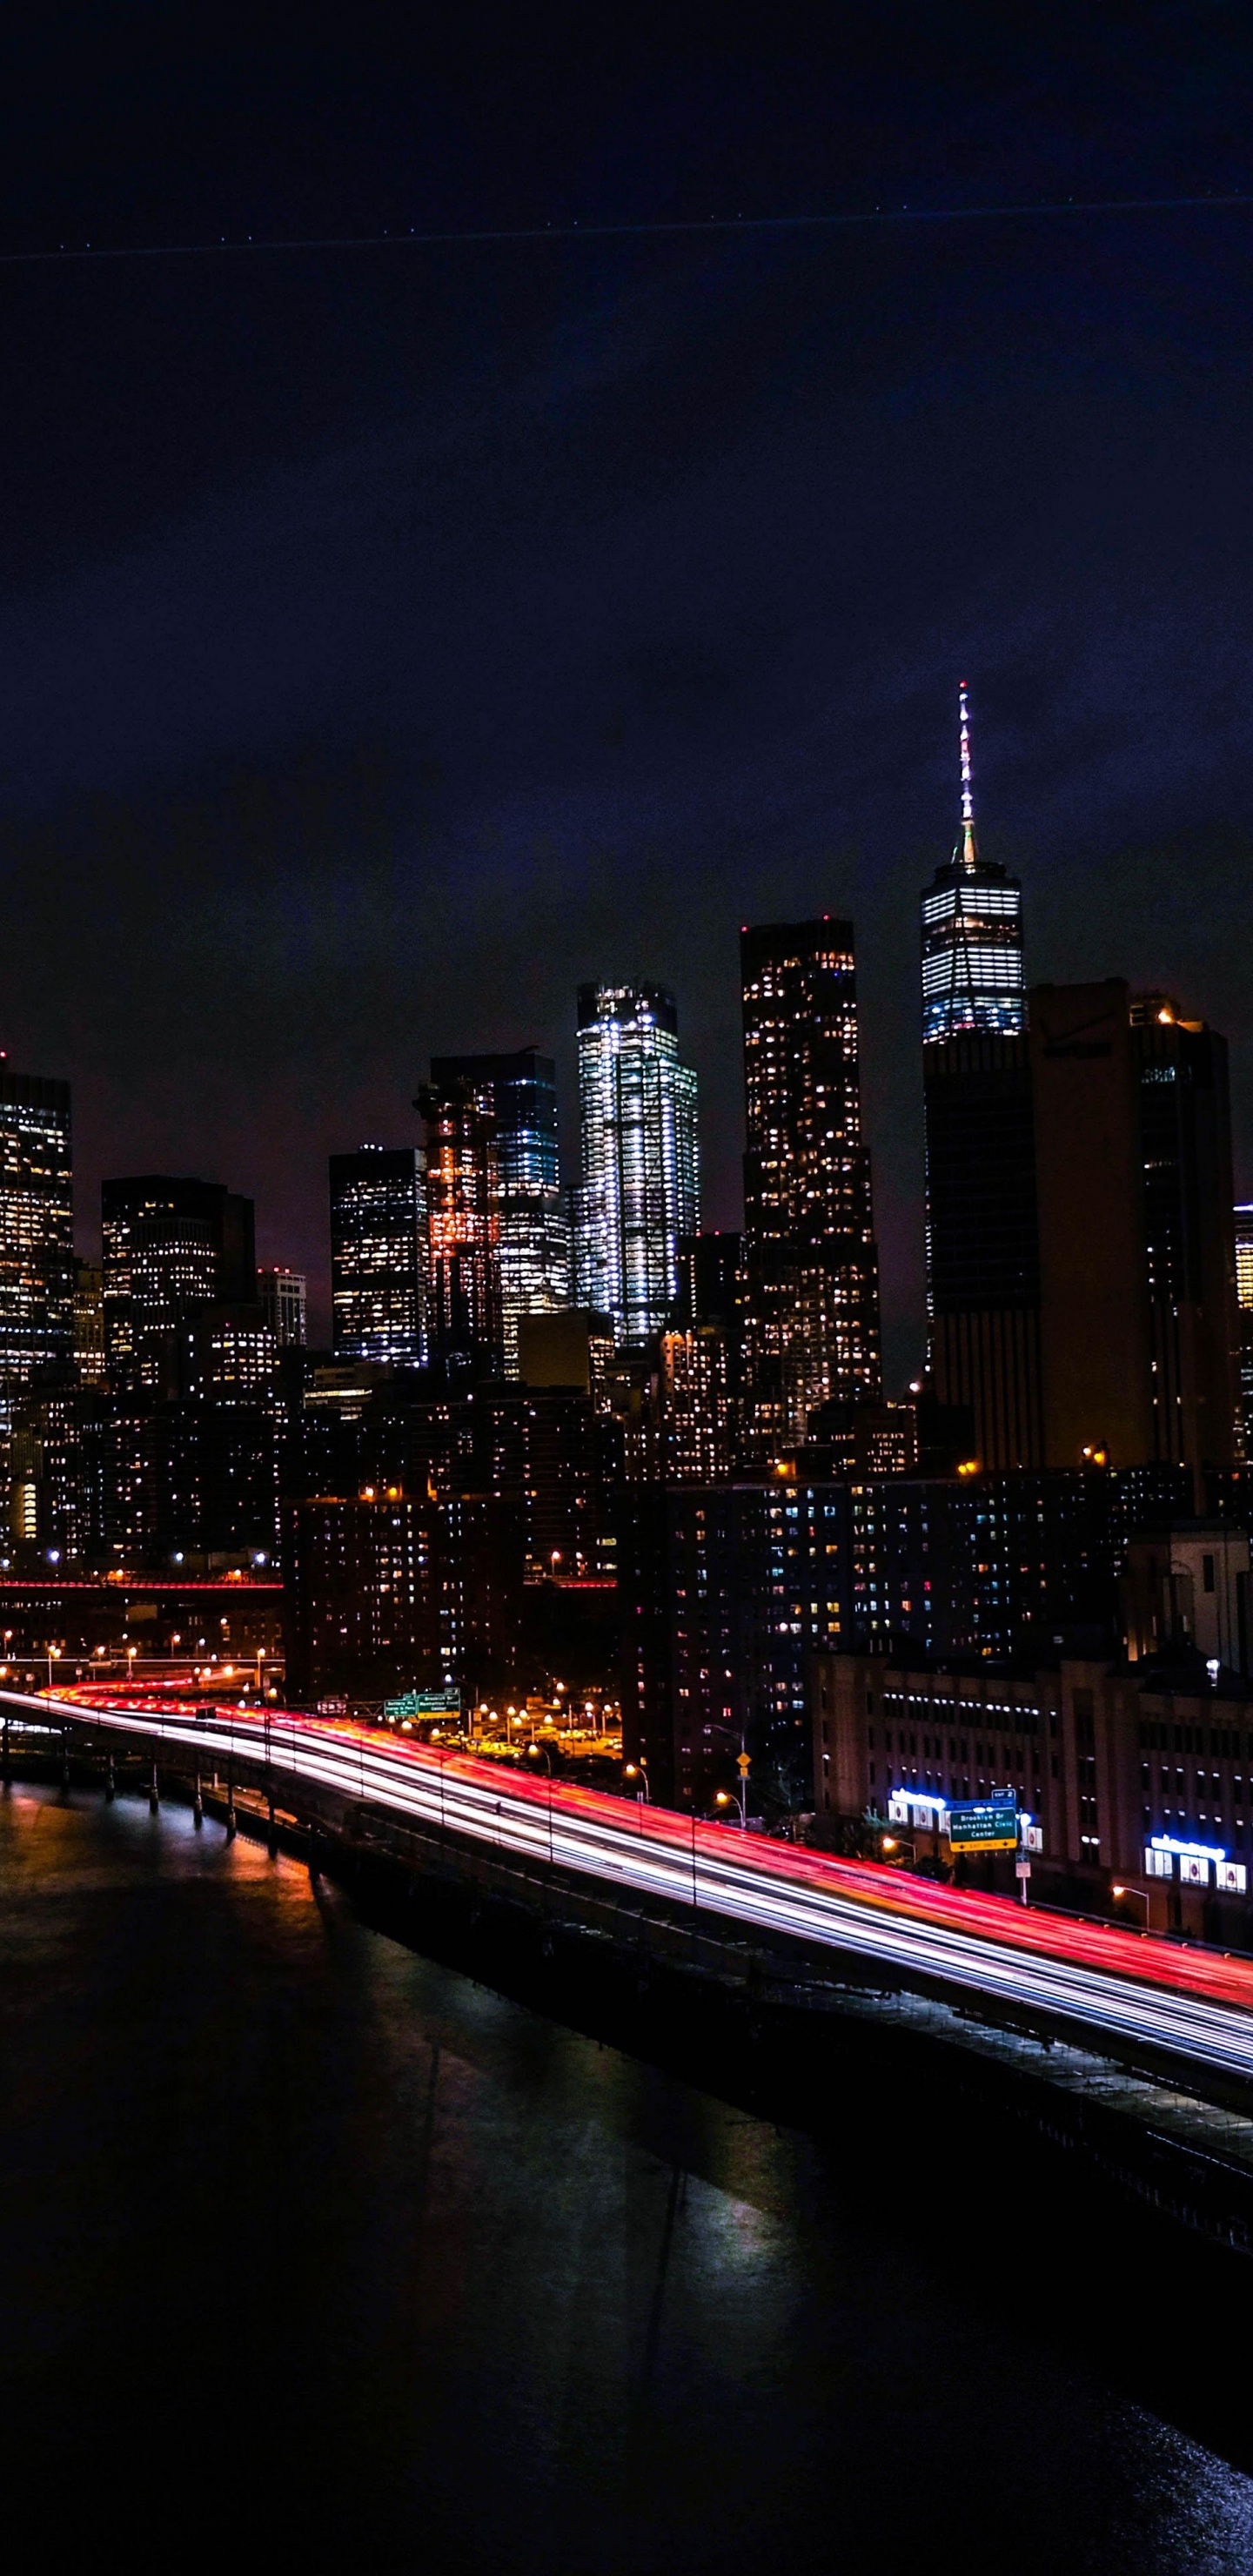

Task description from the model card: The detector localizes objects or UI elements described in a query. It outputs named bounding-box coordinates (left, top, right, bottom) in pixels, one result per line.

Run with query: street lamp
left=623, top=1761, right=650, bottom=1803
left=714, top=1785, right=747, bottom=1829
left=527, top=1740, right=555, bottom=1868
left=1112, top=1882, right=1149, bottom=1929
left=881, top=1832, right=915, bottom=1862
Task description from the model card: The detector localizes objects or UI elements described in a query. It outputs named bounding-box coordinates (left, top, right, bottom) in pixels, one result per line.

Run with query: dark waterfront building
left=848, top=1462, right=1190, bottom=1662
left=285, top=1486, right=523, bottom=1703
left=471, top=1383, right=612, bottom=1582
left=620, top=1458, right=1201, bottom=1815
left=815, top=1647, right=1253, bottom=1937
left=104, top=1297, right=280, bottom=1568
left=1030, top=983, right=1239, bottom=1476
left=427, top=1050, right=570, bottom=1377
left=740, top=919, right=881, bottom=1453
left=329, top=1147, right=427, bottom=1369
left=258, top=1265, right=307, bottom=1348
left=1121, top=1519, right=1250, bottom=1674
left=102, top=1176, right=256, bottom=1396
left=921, top=692, right=1035, bottom=1469
left=0, top=1063, right=74, bottom=1428
left=573, top=983, right=699, bottom=1347
left=618, top=1479, right=852, bottom=1809
left=415, top=1067, right=506, bottom=1374
left=8, top=1374, right=111, bottom=1565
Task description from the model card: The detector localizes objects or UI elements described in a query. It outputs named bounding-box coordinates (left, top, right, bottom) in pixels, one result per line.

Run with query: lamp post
left=1112, top=1882, right=1149, bottom=1930
left=527, top=1739, right=555, bottom=1871
left=881, top=1831, right=915, bottom=1864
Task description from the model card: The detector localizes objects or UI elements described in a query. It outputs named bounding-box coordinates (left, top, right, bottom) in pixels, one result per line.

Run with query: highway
left=10, top=1687, right=1253, bottom=2083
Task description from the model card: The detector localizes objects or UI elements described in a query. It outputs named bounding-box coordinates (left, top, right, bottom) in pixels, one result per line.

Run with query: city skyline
left=8, top=23, right=1253, bottom=2560
left=4, top=778, right=1244, bottom=1402
left=7, top=18, right=1253, bottom=1388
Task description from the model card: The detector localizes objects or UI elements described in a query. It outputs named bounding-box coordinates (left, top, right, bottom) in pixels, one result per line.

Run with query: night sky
left=3, top=7, right=1253, bottom=1374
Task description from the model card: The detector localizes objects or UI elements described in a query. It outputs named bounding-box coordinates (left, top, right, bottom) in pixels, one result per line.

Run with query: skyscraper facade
left=573, top=984, right=698, bottom=1346
left=922, top=689, right=1039, bottom=1467
left=102, top=1176, right=255, bottom=1396
left=921, top=685, right=1025, bottom=1043
left=740, top=920, right=881, bottom=1450
left=1030, top=983, right=1239, bottom=1474
left=258, top=1265, right=307, bottom=1348
left=329, top=1148, right=427, bottom=1368
left=426, top=1050, right=569, bottom=1375
left=0, top=1063, right=73, bottom=1428
left=1235, top=1204, right=1253, bottom=1459
left=415, top=1070, right=505, bottom=1372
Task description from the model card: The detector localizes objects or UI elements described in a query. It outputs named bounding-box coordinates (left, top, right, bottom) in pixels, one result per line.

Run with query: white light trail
left=10, top=1692, right=1253, bottom=2083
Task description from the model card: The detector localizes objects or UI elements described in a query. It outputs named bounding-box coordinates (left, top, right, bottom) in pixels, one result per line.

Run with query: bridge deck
left=9, top=1687, right=1253, bottom=2084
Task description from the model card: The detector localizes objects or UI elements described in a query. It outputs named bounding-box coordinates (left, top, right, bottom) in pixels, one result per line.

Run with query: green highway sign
left=946, top=1795, right=1019, bottom=1853
left=384, top=1689, right=461, bottom=1718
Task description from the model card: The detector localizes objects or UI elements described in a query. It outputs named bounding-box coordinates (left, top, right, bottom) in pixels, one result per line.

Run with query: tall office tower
left=258, top=1265, right=307, bottom=1348
left=1236, top=1206, right=1253, bottom=1459
left=921, top=689, right=1039, bottom=1467
left=740, top=921, right=881, bottom=1452
left=73, top=1259, right=107, bottom=1385
left=1030, top=983, right=1239, bottom=1475
left=102, top=1176, right=255, bottom=1396
left=329, top=1147, right=427, bottom=1368
left=677, top=1230, right=743, bottom=1331
left=415, top=1070, right=505, bottom=1372
left=0, top=1063, right=73, bottom=1431
left=921, top=685, right=1025, bottom=1042
left=573, top=984, right=699, bottom=1346
left=426, top=1050, right=568, bottom=1375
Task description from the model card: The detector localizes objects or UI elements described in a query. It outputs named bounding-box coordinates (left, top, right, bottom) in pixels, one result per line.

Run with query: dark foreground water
left=1, top=1783, right=1250, bottom=2575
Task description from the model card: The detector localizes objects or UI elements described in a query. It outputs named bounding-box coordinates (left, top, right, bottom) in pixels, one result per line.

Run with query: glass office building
left=573, top=985, right=698, bottom=1346
left=921, top=685, right=1025, bottom=1044
left=102, top=1174, right=255, bottom=1396
left=329, top=1147, right=427, bottom=1368
left=0, top=1063, right=74, bottom=1430
left=425, top=1050, right=569, bottom=1376
left=740, top=921, right=881, bottom=1449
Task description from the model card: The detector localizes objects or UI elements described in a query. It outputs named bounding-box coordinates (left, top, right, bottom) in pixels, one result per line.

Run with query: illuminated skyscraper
left=73, top=1259, right=107, bottom=1385
left=329, top=1148, right=427, bottom=1368
left=573, top=984, right=698, bottom=1346
left=425, top=1050, right=568, bottom=1375
left=415, top=1070, right=505, bottom=1372
left=258, top=1265, right=307, bottom=1348
left=921, top=686, right=1024, bottom=1043
left=0, top=1063, right=74, bottom=1428
left=1236, top=1204, right=1253, bottom=1458
left=922, top=691, right=1038, bottom=1466
left=102, top=1175, right=255, bottom=1396
left=740, top=920, right=881, bottom=1450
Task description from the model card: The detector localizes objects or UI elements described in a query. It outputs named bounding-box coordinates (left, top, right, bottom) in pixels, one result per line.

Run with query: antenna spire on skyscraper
left=958, top=680, right=977, bottom=871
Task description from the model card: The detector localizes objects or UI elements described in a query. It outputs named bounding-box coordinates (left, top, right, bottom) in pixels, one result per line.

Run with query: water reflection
left=0, top=1781, right=1250, bottom=2574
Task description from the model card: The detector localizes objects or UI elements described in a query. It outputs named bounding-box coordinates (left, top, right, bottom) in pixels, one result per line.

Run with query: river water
left=1, top=1780, right=1250, bottom=2574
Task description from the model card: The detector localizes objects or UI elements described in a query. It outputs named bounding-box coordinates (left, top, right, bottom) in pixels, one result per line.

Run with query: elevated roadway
left=8, top=1687, right=1253, bottom=2087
